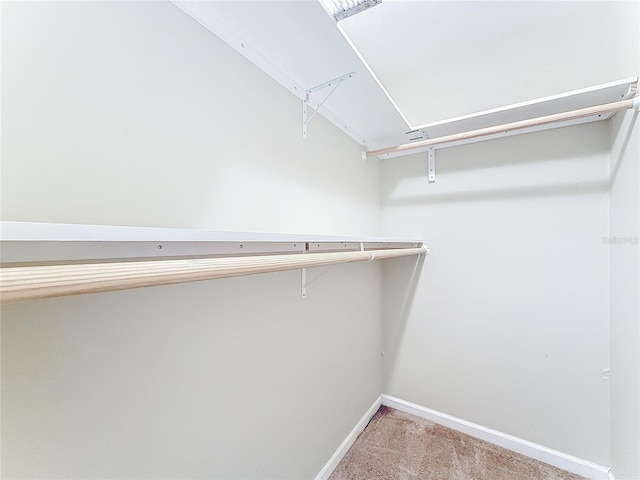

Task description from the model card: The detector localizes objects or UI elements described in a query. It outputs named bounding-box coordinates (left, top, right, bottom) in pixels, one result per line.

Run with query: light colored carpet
left=328, top=406, right=587, bottom=480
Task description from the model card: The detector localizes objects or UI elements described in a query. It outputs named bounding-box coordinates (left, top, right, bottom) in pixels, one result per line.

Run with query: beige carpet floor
left=328, top=406, right=587, bottom=480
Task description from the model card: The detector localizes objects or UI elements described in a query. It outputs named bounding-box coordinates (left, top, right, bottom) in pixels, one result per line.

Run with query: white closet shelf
left=0, top=222, right=426, bottom=303
left=367, top=77, right=638, bottom=159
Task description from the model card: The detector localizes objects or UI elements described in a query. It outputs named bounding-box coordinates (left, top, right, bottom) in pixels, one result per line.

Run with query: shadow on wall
left=610, top=111, right=638, bottom=187
left=381, top=254, right=425, bottom=389
left=382, top=180, right=609, bottom=207
left=381, top=123, right=611, bottom=207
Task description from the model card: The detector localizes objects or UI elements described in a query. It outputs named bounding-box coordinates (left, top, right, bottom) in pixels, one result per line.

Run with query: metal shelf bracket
left=301, top=263, right=338, bottom=299
left=428, top=147, right=436, bottom=183
left=303, top=72, right=355, bottom=139
left=301, top=268, right=307, bottom=299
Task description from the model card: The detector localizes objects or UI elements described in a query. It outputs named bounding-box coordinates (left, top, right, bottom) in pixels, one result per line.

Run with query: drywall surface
left=609, top=105, right=640, bottom=480
left=0, top=2, right=382, bottom=478
left=2, top=267, right=382, bottom=480
left=608, top=3, right=640, bottom=476
left=0, top=2, right=379, bottom=234
left=381, top=123, right=611, bottom=465
left=608, top=3, right=640, bottom=477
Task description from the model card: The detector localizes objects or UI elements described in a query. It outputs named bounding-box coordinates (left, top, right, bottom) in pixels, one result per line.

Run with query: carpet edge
left=381, top=394, right=611, bottom=480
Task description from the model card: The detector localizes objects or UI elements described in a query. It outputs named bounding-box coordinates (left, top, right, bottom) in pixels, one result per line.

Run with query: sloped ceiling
left=173, top=1, right=637, bottom=153
left=340, top=1, right=634, bottom=125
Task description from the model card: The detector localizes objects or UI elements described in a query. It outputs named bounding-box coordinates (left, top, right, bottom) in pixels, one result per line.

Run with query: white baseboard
left=382, top=394, right=611, bottom=480
left=314, top=395, right=382, bottom=480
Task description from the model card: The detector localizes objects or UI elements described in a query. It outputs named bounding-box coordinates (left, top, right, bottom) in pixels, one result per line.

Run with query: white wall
left=608, top=2, right=640, bottom=478
left=0, top=1, right=379, bottom=235
left=609, top=101, right=640, bottom=480
left=0, top=2, right=382, bottom=478
left=381, top=123, right=611, bottom=464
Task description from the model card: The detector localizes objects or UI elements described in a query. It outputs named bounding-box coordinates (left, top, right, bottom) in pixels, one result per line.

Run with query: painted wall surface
left=0, top=2, right=382, bottom=478
left=609, top=101, right=640, bottom=480
left=0, top=1, right=379, bottom=234
left=608, top=2, right=640, bottom=478
left=381, top=124, right=611, bottom=464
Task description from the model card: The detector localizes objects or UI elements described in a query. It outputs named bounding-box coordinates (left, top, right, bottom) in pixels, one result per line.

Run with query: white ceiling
left=173, top=0, right=637, bottom=155
left=339, top=0, right=634, bottom=125
left=340, top=1, right=592, bottom=81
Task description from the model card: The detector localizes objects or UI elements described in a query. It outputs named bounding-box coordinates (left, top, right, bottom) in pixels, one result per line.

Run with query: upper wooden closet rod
left=365, top=97, right=640, bottom=159
left=0, top=247, right=426, bottom=303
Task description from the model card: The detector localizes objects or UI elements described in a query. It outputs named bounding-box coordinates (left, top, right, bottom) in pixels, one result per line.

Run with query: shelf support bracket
left=428, top=147, right=436, bottom=183
left=303, top=72, right=355, bottom=139
left=301, top=268, right=307, bottom=299
left=301, top=263, right=339, bottom=299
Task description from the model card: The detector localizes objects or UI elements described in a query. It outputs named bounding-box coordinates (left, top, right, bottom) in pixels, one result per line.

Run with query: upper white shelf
left=171, top=2, right=637, bottom=158
left=171, top=0, right=410, bottom=150
left=372, top=77, right=638, bottom=159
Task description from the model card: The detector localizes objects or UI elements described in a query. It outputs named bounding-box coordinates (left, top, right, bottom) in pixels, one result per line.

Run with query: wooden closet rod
left=0, top=247, right=427, bottom=303
left=365, top=97, right=639, bottom=158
